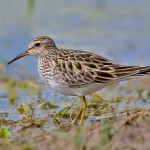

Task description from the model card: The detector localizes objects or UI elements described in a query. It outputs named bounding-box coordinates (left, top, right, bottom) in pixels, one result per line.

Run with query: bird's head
left=8, top=36, right=57, bottom=64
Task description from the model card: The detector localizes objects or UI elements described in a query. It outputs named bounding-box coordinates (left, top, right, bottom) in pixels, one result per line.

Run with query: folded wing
left=57, top=49, right=150, bottom=87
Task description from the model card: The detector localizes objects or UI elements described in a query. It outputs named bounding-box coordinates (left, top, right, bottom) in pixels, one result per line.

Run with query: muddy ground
left=0, top=71, right=150, bottom=150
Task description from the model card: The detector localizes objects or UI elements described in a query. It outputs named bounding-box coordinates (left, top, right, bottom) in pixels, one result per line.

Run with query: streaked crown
left=27, top=36, right=57, bottom=56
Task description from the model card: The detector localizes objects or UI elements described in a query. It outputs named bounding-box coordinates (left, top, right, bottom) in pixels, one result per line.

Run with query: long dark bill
left=8, top=51, right=29, bottom=64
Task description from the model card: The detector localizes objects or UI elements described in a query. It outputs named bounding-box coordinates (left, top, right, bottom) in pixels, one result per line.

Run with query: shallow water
left=0, top=0, right=150, bottom=121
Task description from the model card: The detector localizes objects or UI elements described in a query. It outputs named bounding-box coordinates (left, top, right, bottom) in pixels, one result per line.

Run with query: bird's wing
left=57, top=49, right=150, bottom=87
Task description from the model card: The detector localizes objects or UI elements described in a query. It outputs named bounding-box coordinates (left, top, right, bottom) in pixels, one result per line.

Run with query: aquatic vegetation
left=53, top=101, right=77, bottom=125
left=0, top=73, right=150, bottom=149
left=18, top=103, right=34, bottom=117
left=0, top=75, right=41, bottom=95
left=19, top=116, right=46, bottom=129
left=0, top=127, right=9, bottom=138
left=108, top=96, right=122, bottom=103
left=138, top=89, right=150, bottom=101
left=38, top=100, right=59, bottom=110
left=90, top=93, right=104, bottom=103
left=0, top=112, right=9, bottom=117
left=87, top=103, right=110, bottom=109
left=8, top=91, right=17, bottom=106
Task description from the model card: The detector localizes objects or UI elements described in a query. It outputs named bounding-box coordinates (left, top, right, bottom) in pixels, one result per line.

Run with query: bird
left=8, top=36, right=150, bottom=125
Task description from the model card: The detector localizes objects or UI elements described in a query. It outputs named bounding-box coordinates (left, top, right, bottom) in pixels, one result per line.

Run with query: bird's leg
left=71, top=96, right=87, bottom=125
left=79, top=96, right=87, bottom=125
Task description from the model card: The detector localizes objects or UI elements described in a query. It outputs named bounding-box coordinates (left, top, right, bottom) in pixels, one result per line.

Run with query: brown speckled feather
left=54, top=49, right=150, bottom=87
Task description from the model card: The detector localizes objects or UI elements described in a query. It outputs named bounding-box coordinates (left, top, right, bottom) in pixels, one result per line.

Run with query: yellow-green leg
left=71, top=96, right=87, bottom=125
left=79, top=96, right=87, bottom=125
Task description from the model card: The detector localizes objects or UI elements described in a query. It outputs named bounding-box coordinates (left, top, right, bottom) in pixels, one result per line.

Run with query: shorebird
left=8, top=36, right=150, bottom=125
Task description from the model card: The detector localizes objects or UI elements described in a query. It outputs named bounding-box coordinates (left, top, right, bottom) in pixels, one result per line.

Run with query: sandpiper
left=8, top=36, right=150, bottom=125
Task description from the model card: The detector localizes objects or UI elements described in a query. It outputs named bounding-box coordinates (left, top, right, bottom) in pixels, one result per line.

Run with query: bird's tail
left=95, top=65, right=150, bottom=85
left=130, top=66, right=150, bottom=77
left=113, top=66, right=150, bottom=79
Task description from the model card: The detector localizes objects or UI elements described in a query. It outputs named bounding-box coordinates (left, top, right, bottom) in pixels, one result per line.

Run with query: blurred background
left=0, top=0, right=149, bottom=99
left=0, top=0, right=150, bottom=79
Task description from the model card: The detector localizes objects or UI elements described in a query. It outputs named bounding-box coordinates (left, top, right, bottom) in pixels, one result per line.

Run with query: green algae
left=139, top=89, right=150, bottom=101
left=38, top=100, right=59, bottom=110
left=8, top=91, right=17, bottom=106
left=0, top=127, right=9, bottom=138
left=18, top=103, right=34, bottom=116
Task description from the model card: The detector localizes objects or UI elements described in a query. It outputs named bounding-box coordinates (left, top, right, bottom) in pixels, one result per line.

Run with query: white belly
left=47, top=79, right=110, bottom=96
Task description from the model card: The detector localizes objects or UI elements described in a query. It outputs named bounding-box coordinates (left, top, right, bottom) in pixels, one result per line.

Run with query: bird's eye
left=35, top=43, right=40, bottom=47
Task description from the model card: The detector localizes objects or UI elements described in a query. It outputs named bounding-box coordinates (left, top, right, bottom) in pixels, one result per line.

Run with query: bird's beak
left=8, top=51, right=29, bottom=64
